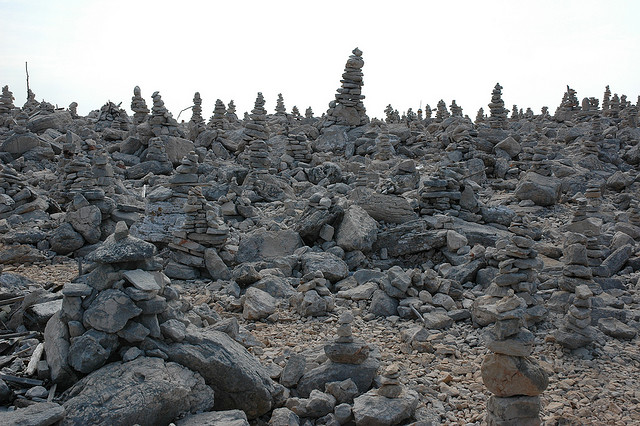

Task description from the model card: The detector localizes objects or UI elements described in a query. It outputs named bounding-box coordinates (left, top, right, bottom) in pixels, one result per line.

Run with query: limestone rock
left=335, top=205, right=378, bottom=252
left=481, top=354, right=549, bottom=397
left=352, top=390, right=419, bottom=426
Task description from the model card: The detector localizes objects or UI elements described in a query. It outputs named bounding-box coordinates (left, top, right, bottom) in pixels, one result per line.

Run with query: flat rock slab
left=62, top=357, right=214, bottom=426
left=123, top=269, right=161, bottom=292
left=86, top=234, right=155, bottom=264
left=352, top=390, right=419, bottom=426
left=83, top=289, right=142, bottom=333
left=175, top=409, right=249, bottom=426
left=0, top=402, right=65, bottom=426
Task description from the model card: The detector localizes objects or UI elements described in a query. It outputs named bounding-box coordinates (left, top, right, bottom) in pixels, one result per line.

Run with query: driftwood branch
left=25, top=342, right=44, bottom=376
left=25, top=61, right=30, bottom=98
left=176, top=105, right=194, bottom=121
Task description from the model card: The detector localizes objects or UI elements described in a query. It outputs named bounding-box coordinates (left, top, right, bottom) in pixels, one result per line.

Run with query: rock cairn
left=602, top=85, right=611, bottom=115
left=209, top=99, right=227, bottom=130
left=291, top=271, right=334, bottom=317
left=418, top=173, right=461, bottom=215
left=450, top=100, right=463, bottom=117
left=0, top=85, right=15, bottom=116
left=555, top=85, right=581, bottom=120
left=374, top=121, right=395, bottom=160
left=286, top=133, right=312, bottom=166
left=475, top=108, right=485, bottom=124
left=325, top=311, right=369, bottom=364
left=488, top=83, right=508, bottom=130
left=291, top=105, right=301, bottom=119
left=305, top=107, right=314, bottom=119
left=226, top=100, right=238, bottom=123
left=44, top=222, right=165, bottom=385
left=326, top=47, right=368, bottom=127
left=275, top=93, right=286, bottom=115
left=554, top=233, right=595, bottom=349
left=150, top=91, right=180, bottom=136
left=481, top=291, right=549, bottom=426
left=435, top=100, right=450, bottom=123
left=244, top=93, right=270, bottom=172
left=130, top=86, right=149, bottom=125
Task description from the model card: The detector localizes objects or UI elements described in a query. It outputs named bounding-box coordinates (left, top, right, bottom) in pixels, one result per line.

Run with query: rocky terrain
left=0, top=49, right=639, bottom=425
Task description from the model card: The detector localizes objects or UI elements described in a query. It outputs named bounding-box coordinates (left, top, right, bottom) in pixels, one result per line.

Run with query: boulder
left=237, top=229, right=302, bottom=263
left=28, top=111, right=73, bottom=133
left=44, top=311, right=77, bottom=388
left=515, top=172, right=561, bottom=206
left=0, top=133, right=42, bottom=155
left=243, top=287, right=277, bottom=320
left=0, top=402, right=65, bottom=426
left=156, top=328, right=278, bottom=419
left=352, top=390, right=419, bottom=426
left=175, top=409, right=249, bottom=426
left=83, top=289, right=142, bottom=333
left=335, top=205, right=378, bottom=252
left=353, top=190, right=418, bottom=224
left=86, top=232, right=156, bottom=264
left=300, top=252, right=348, bottom=283
left=50, top=223, right=85, bottom=255
left=62, top=357, right=214, bottom=426
left=297, top=357, right=379, bottom=398
left=494, top=136, right=521, bottom=158
left=481, top=354, right=549, bottom=397
left=164, top=136, right=196, bottom=166
left=67, top=205, right=102, bottom=244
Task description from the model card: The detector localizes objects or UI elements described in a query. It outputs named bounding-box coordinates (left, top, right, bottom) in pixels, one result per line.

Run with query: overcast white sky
left=2, top=0, right=639, bottom=119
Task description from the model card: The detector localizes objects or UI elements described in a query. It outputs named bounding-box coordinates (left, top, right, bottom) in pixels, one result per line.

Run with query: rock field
left=0, top=49, right=639, bottom=425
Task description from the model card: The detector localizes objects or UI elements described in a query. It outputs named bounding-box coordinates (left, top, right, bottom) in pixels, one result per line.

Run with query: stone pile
left=435, top=100, right=450, bottom=123
left=243, top=93, right=270, bottom=172
left=0, top=85, right=15, bottom=116
left=149, top=91, right=180, bottom=136
left=325, top=47, right=368, bottom=127
left=226, top=100, right=238, bottom=123
left=555, top=85, right=581, bottom=121
left=286, top=133, right=312, bottom=166
left=480, top=291, right=549, bottom=425
left=275, top=93, right=286, bottom=116
left=418, top=173, right=461, bottom=215
left=209, top=99, right=227, bottom=130
left=450, top=100, right=463, bottom=117
left=188, top=92, right=205, bottom=141
left=554, top=233, right=595, bottom=349
left=290, top=271, right=334, bottom=317
left=95, top=101, right=129, bottom=132
left=488, top=83, right=508, bottom=130
left=131, top=86, right=150, bottom=125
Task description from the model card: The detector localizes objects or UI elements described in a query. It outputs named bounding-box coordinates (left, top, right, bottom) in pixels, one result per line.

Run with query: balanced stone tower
left=325, top=48, right=368, bottom=127
left=131, top=86, right=150, bottom=125
left=488, top=83, right=508, bottom=130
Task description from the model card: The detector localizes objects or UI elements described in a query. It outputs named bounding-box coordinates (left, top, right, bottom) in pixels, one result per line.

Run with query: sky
left=1, top=0, right=639, bottom=119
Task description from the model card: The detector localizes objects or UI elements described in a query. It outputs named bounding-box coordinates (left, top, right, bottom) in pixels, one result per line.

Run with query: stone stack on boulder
left=131, top=86, right=149, bottom=125
left=149, top=91, right=180, bottom=136
left=554, top=85, right=581, bottom=121
left=243, top=93, right=270, bottom=171
left=325, top=47, right=368, bottom=127
left=488, top=83, right=508, bottom=130
left=297, top=310, right=379, bottom=397
left=554, top=233, right=595, bottom=349
left=44, top=221, right=161, bottom=386
left=167, top=151, right=200, bottom=197
left=480, top=291, right=549, bottom=425
left=374, top=121, right=395, bottom=160
left=167, top=185, right=229, bottom=280
left=351, top=362, right=419, bottom=426
left=226, top=100, right=238, bottom=123
left=127, top=137, right=173, bottom=179
left=290, top=271, right=335, bottom=317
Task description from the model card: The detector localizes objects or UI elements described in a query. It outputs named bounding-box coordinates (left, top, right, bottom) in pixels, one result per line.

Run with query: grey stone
left=50, top=223, right=85, bottom=254
left=422, top=312, right=453, bottom=330
left=268, top=407, right=300, bottom=426
left=335, top=205, right=378, bottom=252
left=67, top=205, right=102, bottom=244
left=253, top=275, right=297, bottom=299
left=123, top=269, right=161, bottom=292
left=487, top=395, right=540, bottom=421
left=175, top=409, right=249, bottom=426
left=297, top=357, right=380, bottom=398
left=68, top=330, right=118, bottom=374
left=243, top=287, right=277, bottom=320
left=324, top=340, right=370, bottom=364
left=515, top=172, right=560, bottom=206
left=0, top=402, right=65, bottom=426
left=352, top=390, right=419, bottom=426
left=161, top=319, right=187, bottom=342
left=481, top=353, right=549, bottom=397
left=301, top=252, right=348, bottom=283
left=280, top=353, right=306, bottom=387
left=204, top=248, right=231, bottom=280
left=62, top=357, right=214, bottom=426
left=83, top=289, right=142, bottom=333
left=325, top=378, right=359, bottom=404
left=44, top=311, right=77, bottom=387
left=86, top=233, right=156, bottom=264
left=370, top=289, right=398, bottom=317
left=237, top=229, right=303, bottom=263
left=598, top=317, right=637, bottom=339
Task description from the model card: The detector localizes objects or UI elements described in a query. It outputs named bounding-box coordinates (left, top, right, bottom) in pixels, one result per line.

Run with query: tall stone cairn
left=554, top=233, right=595, bottom=349
left=131, top=86, right=150, bottom=125
left=450, top=100, right=463, bottom=117
left=287, top=133, right=312, bottom=165
left=424, top=104, right=432, bottom=119
left=326, top=47, right=368, bottom=126
left=481, top=291, right=549, bottom=425
left=244, top=93, right=270, bottom=172
left=149, top=91, right=179, bottom=136
left=275, top=93, right=286, bottom=116
left=488, top=83, right=508, bottom=130
left=226, top=100, right=238, bottom=123
left=475, top=108, right=485, bottom=124
left=0, top=85, right=15, bottom=115
left=609, top=94, right=621, bottom=119
left=190, top=92, right=204, bottom=126
left=435, top=100, right=450, bottom=123
left=209, top=99, right=228, bottom=130
left=602, top=85, right=611, bottom=115
left=305, top=107, right=313, bottom=119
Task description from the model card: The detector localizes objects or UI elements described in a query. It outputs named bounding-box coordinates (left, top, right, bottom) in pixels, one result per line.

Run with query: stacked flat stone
left=555, top=233, right=595, bottom=349
left=374, top=122, right=395, bottom=160
left=291, top=105, right=301, bottom=118
left=475, top=108, right=485, bottom=124
left=209, top=99, right=228, bottom=130
left=178, top=186, right=229, bottom=248
left=46, top=221, right=176, bottom=384
left=324, top=311, right=370, bottom=364
left=131, top=86, right=149, bottom=125
left=584, top=183, right=602, bottom=205
left=435, top=100, right=450, bottom=123
left=149, top=91, right=179, bottom=136
left=13, top=111, right=29, bottom=134
left=629, top=200, right=640, bottom=228
left=23, top=89, right=39, bottom=112
left=243, top=93, right=270, bottom=172
left=287, top=133, right=312, bottom=165
left=226, top=100, right=238, bottom=123
left=325, top=47, right=368, bottom=126
left=488, top=83, right=508, bottom=130
left=190, top=92, right=204, bottom=127
left=622, top=104, right=638, bottom=128
left=95, top=101, right=127, bottom=131
left=92, top=148, right=116, bottom=193
left=450, top=100, right=463, bottom=117
left=602, top=85, right=611, bottom=115
left=481, top=291, right=548, bottom=426
left=424, top=105, right=432, bottom=119
left=377, top=363, right=403, bottom=398
left=68, top=102, right=79, bottom=118
left=609, top=94, right=621, bottom=119
left=146, top=137, right=172, bottom=164
left=275, top=93, right=286, bottom=115
left=0, top=85, right=15, bottom=115
left=61, top=150, right=97, bottom=200
left=305, top=107, right=313, bottom=119
left=291, top=271, right=334, bottom=317
left=418, top=174, right=461, bottom=215
left=168, top=151, right=200, bottom=197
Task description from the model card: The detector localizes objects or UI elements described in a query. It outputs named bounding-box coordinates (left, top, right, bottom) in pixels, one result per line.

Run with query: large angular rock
left=62, top=357, right=214, bottom=426
left=352, top=390, right=419, bottom=426
left=237, top=229, right=303, bottom=263
left=481, top=354, right=548, bottom=397
left=67, top=205, right=102, bottom=244
left=156, top=328, right=278, bottom=419
left=83, top=289, right=142, bottom=333
left=336, top=205, right=378, bottom=252
left=0, top=133, right=42, bottom=155
left=297, top=357, right=380, bottom=398
left=86, top=233, right=156, bottom=264
left=68, top=330, right=119, bottom=374
left=175, top=409, right=249, bottom=426
left=243, top=287, right=277, bottom=320
left=50, top=223, right=85, bottom=255
left=0, top=402, right=65, bottom=426
left=354, top=191, right=418, bottom=224
left=301, top=252, right=348, bottom=283
left=515, top=172, right=561, bottom=206
left=164, top=136, right=196, bottom=165
left=44, top=311, right=77, bottom=388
